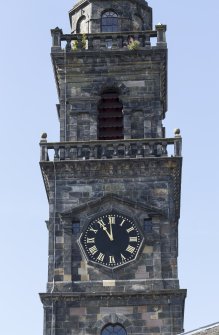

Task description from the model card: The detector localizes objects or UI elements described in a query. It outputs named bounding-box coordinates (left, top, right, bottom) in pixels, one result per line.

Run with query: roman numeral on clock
left=87, top=238, right=95, bottom=244
left=89, top=227, right=98, bottom=234
left=126, top=226, right=135, bottom=233
left=126, top=245, right=135, bottom=254
left=97, top=219, right=105, bottom=228
left=120, top=219, right=126, bottom=227
left=97, top=253, right=105, bottom=262
left=121, top=254, right=126, bottom=262
left=89, top=245, right=98, bottom=255
left=109, top=256, right=116, bottom=264
left=129, top=236, right=138, bottom=242
left=108, top=216, right=115, bottom=224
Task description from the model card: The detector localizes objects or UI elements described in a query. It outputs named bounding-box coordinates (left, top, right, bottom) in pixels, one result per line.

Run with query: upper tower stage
left=69, top=0, right=152, bottom=33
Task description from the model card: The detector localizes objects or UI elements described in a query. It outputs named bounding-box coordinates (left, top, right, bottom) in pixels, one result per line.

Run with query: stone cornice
left=40, top=288, right=187, bottom=304
left=40, top=156, right=182, bottom=219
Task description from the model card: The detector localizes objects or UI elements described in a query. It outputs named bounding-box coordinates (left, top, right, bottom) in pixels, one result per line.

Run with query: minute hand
left=98, top=221, right=113, bottom=241
left=107, top=223, right=113, bottom=241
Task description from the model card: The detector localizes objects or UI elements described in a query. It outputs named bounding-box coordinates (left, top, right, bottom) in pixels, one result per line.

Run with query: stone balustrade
left=51, top=25, right=167, bottom=52
left=40, top=135, right=182, bottom=162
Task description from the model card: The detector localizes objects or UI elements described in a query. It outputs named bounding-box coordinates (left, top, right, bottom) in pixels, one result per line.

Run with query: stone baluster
left=54, top=146, right=60, bottom=160
left=112, top=35, right=118, bottom=49
left=155, top=143, right=160, bottom=156
left=71, top=146, right=77, bottom=160
left=65, top=37, right=72, bottom=52
left=143, top=143, right=150, bottom=157
left=83, top=146, right=89, bottom=159
left=113, top=144, right=118, bottom=159
left=162, top=142, right=168, bottom=156
left=137, top=142, right=143, bottom=157
left=174, top=129, right=182, bottom=156
left=149, top=142, right=155, bottom=156
left=117, top=36, right=123, bottom=48
left=89, top=145, right=95, bottom=159
left=60, top=146, right=65, bottom=160
left=122, top=35, right=129, bottom=48
left=145, top=33, right=151, bottom=47
left=77, top=35, right=83, bottom=50
left=100, top=36, right=106, bottom=49
left=40, top=133, right=48, bottom=161
left=65, top=146, right=70, bottom=160
left=77, top=146, right=82, bottom=159
left=139, top=34, right=145, bottom=47
left=101, top=145, right=107, bottom=159
left=87, top=36, right=93, bottom=50
left=124, top=143, right=130, bottom=157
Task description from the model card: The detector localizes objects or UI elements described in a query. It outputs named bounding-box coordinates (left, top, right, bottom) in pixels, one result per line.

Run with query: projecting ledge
left=39, top=132, right=182, bottom=163
left=39, top=289, right=187, bottom=304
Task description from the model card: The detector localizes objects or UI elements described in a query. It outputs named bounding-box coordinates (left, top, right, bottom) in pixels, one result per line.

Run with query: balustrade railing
left=51, top=25, right=167, bottom=52
left=40, top=135, right=182, bottom=162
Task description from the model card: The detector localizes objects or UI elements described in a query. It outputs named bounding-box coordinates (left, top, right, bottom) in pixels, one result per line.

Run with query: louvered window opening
left=98, top=91, right=123, bottom=140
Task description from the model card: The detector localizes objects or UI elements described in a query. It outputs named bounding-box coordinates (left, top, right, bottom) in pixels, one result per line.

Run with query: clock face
left=79, top=212, right=144, bottom=269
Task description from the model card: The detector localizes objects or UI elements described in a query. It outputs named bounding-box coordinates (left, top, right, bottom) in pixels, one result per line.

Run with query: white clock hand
left=97, top=219, right=113, bottom=241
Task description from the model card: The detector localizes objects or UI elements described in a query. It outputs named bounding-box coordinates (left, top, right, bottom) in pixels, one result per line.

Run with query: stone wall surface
left=40, top=157, right=181, bottom=297
left=52, top=49, right=167, bottom=141
left=41, top=291, right=186, bottom=335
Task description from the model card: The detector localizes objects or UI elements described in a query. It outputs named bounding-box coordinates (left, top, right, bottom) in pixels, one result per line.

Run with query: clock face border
left=78, top=210, right=144, bottom=270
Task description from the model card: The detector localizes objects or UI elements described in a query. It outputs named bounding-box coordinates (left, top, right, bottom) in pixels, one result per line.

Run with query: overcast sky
left=0, top=1, right=218, bottom=334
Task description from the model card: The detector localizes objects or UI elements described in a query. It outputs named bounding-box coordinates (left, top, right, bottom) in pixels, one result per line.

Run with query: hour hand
left=103, top=225, right=113, bottom=241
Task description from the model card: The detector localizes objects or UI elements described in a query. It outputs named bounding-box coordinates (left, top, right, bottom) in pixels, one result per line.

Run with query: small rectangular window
left=144, top=218, right=153, bottom=233
left=72, top=222, right=80, bottom=234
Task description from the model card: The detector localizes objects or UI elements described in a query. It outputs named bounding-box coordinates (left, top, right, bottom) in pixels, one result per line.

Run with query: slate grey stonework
left=40, top=1, right=186, bottom=334
left=41, top=158, right=182, bottom=289
left=52, top=47, right=167, bottom=142
left=40, top=291, right=186, bottom=335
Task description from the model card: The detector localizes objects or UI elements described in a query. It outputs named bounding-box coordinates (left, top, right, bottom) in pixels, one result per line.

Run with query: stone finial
left=41, top=133, right=48, bottom=142
left=155, top=23, right=167, bottom=31
left=174, top=128, right=181, bottom=137
left=51, top=28, right=63, bottom=48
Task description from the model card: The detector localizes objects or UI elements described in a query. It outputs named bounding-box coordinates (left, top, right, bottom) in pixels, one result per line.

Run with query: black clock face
left=79, top=212, right=143, bottom=269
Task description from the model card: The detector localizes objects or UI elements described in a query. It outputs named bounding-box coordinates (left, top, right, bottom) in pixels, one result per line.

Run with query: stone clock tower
left=40, top=1, right=186, bottom=334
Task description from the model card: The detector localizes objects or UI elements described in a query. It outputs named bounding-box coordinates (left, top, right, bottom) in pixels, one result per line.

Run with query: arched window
left=76, top=16, right=87, bottom=33
left=101, top=324, right=127, bottom=335
left=98, top=89, right=123, bottom=140
left=101, top=11, right=118, bottom=32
